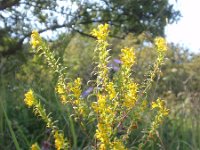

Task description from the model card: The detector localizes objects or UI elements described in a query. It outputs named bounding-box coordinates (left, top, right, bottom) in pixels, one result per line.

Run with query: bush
left=24, top=24, right=169, bottom=150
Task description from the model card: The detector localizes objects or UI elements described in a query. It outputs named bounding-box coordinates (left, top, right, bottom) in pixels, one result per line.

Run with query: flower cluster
left=112, top=139, right=127, bottom=150
left=120, top=47, right=136, bottom=68
left=70, top=78, right=88, bottom=117
left=55, top=80, right=67, bottom=104
left=92, top=24, right=110, bottom=87
left=151, top=98, right=169, bottom=116
left=123, top=81, right=138, bottom=109
left=149, top=98, right=169, bottom=137
left=91, top=24, right=109, bottom=41
left=92, top=94, right=118, bottom=149
left=54, top=131, right=67, bottom=150
left=139, top=98, right=169, bottom=149
left=24, top=89, right=35, bottom=108
left=141, top=37, right=167, bottom=95
left=30, top=30, right=42, bottom=49
left=105, top=82, right=117, bottom=100
left=117, top=47, right=138, bottom=110
left=154, top=37, right=167, bottom=53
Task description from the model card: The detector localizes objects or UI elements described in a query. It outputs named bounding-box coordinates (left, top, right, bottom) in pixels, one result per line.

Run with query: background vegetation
left=0, top=0, right=199, bottom=149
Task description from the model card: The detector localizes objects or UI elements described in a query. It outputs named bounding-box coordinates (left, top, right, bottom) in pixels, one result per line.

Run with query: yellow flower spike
left=97, top=94, right=107, bottom=109
left=147, top=98, right=169, bottom=144
left=24, top=89, right=35, bottom=108
left=54, top=131, right=66, bottom=150
left=56, top=84, right=65, bottom=94
left=154, top=37, right=167, bottom=53
left=120, top=47, right=136, bottom=68
left=30, top=30, right=42, bottom=49
left=106, top=82, right=116, bottom=100
left=71, top=78, right=82, bottom=97
left=91, top=24, right=109, bottom=41
left=55, top=84, right=67, bottom=104
left=123, top=82, right=138, bottom=109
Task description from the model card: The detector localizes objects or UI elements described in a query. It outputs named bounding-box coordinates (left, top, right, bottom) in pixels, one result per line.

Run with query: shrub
left=24, top=24, right=169, bottom=150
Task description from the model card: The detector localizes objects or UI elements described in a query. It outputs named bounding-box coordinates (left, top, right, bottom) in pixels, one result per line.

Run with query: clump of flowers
left=24, top=89, right=35, bottom=108
left=154, top=37, right=167, bottom=53
left=120, top=47, right=136, bottom=67
left=31, top=143, right=40, bottom=150
left=55, top=80, right=67, bottom=104
left=54, top=131, right=67, bottom=150
left=30, top=30, right=42, bottom=49
left=25, top=24, right=169, bottom=149
left=91, top=24, right=109, bottom=41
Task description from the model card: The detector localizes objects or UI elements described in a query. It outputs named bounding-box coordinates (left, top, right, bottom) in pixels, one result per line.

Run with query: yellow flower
left=30, top=30, right=42, bottom=49
left=91, top=24, right=109, bottom=41
left=24, top=89, right=35, bottom=107
left=98, top=94, right=107, bottom=110
left=54, top=131, right=65, bottom=150
left=112, top=140, right=126, bottom=150
left=55, top=84, right=67, bottom=104
left=99, top=143, right=106, bottom=150
left=151, top=98, right=165, bottom=110
left=56, top=84, right=65, bottom=94
left=154, top=37, right=167, bottom=53
left=120, top=47, right=136, bottom=67
left=31, top=143, right=40, bottom=150
left=106, top=82, right=116, bottom=100
left=151, top=98, right=169, bottom=116
left=161, top=107, right=169, bottom=116
left=151, top=101, right=159, bottom=109
left=71, top=78, right=82, bottom=97
left=123, top=82, right=138, bottom=109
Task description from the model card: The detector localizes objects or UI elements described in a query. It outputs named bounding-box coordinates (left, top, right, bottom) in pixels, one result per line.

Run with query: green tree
left=0, top=0, right=180, bottom=57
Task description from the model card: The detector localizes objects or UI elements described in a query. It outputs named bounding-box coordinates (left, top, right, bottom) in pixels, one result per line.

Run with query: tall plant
left=24, top=24, right=169, bottom=150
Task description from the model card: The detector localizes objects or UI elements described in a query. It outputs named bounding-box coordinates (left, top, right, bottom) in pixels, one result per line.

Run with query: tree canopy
left=0, top=0, right=180, bottom=56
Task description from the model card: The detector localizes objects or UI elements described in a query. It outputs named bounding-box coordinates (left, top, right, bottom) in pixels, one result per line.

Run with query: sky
left=165, top=0, right=200, bottom=53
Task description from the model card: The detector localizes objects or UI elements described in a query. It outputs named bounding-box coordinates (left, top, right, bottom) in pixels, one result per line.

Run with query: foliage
left=22, top=24, right=170, bottom=150
left=0, top=0, right=180, bottom=57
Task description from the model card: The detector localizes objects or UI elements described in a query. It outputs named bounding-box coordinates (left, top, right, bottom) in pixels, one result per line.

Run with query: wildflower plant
left=25, top=24, right=169, bottom=149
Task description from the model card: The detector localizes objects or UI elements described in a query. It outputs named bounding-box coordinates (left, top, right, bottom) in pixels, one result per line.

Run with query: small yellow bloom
left=161, top=107, right=170, bottom=116
left=151, top=101, right=159, bottom=109
left=120, top=47, right=136, bottom=67
left=151, top=98, right=164, bottom=109
left=55, top=84, right=67, bottom=104
left=24, top=89, right=35, bottom=107
left=31, top=143, right=40, bottom=150
left=71, top=78, right=82, bottom=97
left=54, top=131, right=65, bottom=150
left=91, top=24, right=109, bottom=41
left=98, top=94, right=107, bottom=109
left=123, top=82, right=138, bottom=109
left=99, top=143, right=106, bottom=150
left=151, top=98, right=169, bottom=116
left=112, top=140, right=127, bottom=150
left=106, top=82, right=116, bottom=100
left=56, top=84, right=65, bottom=94
left=30, top=30, right=42, bottom=49
left=154, top=37, right=167, bottom=53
